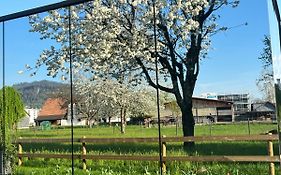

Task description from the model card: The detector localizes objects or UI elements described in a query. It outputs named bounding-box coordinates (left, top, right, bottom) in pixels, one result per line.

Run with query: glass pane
left=0, top=1, right=278, bottom=174
left=4, top=8, right=74, bottom=174
left=268, top=0, right=281, bottom=168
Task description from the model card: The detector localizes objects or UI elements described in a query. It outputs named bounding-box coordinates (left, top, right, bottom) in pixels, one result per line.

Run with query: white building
left=17, top=108, right=39, bottom=129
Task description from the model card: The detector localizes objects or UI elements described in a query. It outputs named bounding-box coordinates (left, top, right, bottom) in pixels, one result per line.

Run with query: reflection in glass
left=268, top=0, right=281, bottom=167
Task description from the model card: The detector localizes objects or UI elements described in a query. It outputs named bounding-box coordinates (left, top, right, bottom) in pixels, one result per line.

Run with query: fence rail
left=16, top=134, right=278, bottom=143
left=18, top=153, right=280, bottom=162
left=17, top=134, right=279, bottom=175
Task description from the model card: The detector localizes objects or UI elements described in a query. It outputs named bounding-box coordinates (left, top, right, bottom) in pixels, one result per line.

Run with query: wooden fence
left=17, top=134, right=279, bottom=175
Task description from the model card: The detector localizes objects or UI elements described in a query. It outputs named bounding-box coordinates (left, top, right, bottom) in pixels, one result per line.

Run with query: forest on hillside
left=13, top=80, right=67, bottom=108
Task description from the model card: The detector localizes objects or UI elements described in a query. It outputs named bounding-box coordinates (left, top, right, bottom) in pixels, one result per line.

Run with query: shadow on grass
left=180, top=142, right=279, bottom=156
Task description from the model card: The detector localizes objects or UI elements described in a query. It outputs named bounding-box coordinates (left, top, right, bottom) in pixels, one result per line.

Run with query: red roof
left=37, top=98, right=67, bottom=121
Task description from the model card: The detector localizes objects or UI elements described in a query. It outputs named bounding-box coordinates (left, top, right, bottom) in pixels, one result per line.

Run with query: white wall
left=60, top=119, right=87, bottom=126
left=26, top=108, right=39, bottom=126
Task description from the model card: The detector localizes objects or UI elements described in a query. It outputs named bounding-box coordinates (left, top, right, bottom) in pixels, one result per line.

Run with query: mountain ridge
left=13, top=80, right=67, bottom=108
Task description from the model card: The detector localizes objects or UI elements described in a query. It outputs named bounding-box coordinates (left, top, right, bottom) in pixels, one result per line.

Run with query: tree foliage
left=27, top=0, right=240, bottom=143
left=0, top=87, right=26, bottom=145
left=52, top=76, right=157, bottom=131
left=256, top=36, right=274, bottom=102
left=74, top=77, right=157, bottom=132
left=0, top=87, right=26, bottom=169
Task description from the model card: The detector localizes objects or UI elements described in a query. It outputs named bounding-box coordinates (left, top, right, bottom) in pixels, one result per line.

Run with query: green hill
left=13, top=80, right=67, bottom=108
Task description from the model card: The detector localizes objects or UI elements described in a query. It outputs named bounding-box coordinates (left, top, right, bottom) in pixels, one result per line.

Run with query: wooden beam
left=165, top=156, right=280, bottom=163
left=16, top=138, right=80, bottom=143
left=18, top=153, right=280, bottom=163
left=16, top=135, right=278, bottom=143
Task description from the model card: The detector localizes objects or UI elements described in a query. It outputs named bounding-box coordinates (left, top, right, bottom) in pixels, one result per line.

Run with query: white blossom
left=27, top=0, right=237, bottom=90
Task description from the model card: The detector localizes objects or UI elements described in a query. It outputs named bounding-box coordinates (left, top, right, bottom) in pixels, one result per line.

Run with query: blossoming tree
left=28, top=0, right=239, bottom=147
left=75, top=77, right=156, bottom=133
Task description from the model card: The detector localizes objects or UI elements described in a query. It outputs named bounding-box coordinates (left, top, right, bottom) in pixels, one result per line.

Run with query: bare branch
left=135, top=57, right=174, bottom=93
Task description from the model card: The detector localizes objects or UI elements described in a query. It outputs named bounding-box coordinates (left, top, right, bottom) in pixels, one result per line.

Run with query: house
left=217, top=93, right=250, bottom=115
left=60, top=103, right=87, bottom=126
left=35, top=98, right=67, bottom=126
left=161, top=97, right=234, bottom=124
left=35, top=98, right=87, bottom=126
left=248, top=102, right=275, bottom=121
left=192, top=97, right=234, bottom=122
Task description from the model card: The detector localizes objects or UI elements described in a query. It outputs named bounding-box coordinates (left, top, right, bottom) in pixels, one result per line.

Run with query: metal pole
left=1, top=21, right=5, bottom=175
left=0, top=0, right=94, bottom=22
left=152, top=1, right=163, bottom=174
left=272, top=0, right=281, bottom=51
left=270, top=0, right=281, bottom=171
left=68, top=7, right=74, bottom=175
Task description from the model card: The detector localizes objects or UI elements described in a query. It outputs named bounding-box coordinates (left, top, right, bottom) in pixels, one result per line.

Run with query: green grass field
left=15, top=123, right=280, bottom=175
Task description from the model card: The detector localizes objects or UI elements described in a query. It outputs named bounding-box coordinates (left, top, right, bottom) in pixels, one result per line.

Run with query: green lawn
left=15, top=123, right=280, bottom=175
left=17, top=122, right=276, bottom=138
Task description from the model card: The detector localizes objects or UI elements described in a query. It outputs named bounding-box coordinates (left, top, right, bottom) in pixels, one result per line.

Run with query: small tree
left=257, top=36, right=274, bottom=102
left=0, top=87, right=25, bottom=173
left=75, top=78, right=156, bottom=133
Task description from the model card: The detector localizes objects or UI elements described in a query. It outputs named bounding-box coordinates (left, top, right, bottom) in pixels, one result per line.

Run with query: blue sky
left=195, top=0, right=271, bottom=99
left=268, top=0, right=281, bottom=84
left=0, top=0, right=276, bottom=100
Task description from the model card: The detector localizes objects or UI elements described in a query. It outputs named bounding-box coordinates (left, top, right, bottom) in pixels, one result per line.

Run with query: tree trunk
left=120, top=108, right=125, bottom=134
left=109, top=117, right=112, bottom=127
left=181, top=99, right=195, bottom=150
left=86, top=118, right=90, bottom=128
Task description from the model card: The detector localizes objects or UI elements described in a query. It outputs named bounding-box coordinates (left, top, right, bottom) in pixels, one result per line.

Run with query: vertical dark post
left=152, top=1, right=163, bottom=174
left=271, top=0, right=281, bottom=170
left=209, top=120, right=212, bottom=136
left=1, top=21, right=5, bottom=175
left=272, top=0, right=281, bottom=51
left=195, top=108, right=198, bottom=123
left=247, top=118, right=251, bottom=135
left=68, top=6, right=74, bottom=175
left=176, top=116, right=178, bottom=136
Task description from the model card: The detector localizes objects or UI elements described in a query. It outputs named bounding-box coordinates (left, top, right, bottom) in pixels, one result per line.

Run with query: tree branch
left=135, top=57, right=174, bottom=93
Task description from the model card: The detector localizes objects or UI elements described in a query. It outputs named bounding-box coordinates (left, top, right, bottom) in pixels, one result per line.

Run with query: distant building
left=35, top=98, right=87, bottom=126
left=192, top=97, right=234, bottom=123
left=249, top=101, right=275, bottom=120
left=17, top=108, right=39, bottom=129
left=26, top=108, right=39, bottom=126
left=162, top=97, right=234, bottom=124
left=200, top=93, right=218, bottom=100
left=35, top=98, right=67, bottom=126
left=217, top=93, right=250, bottom=115
left=60, top=103, right=87, bottom=126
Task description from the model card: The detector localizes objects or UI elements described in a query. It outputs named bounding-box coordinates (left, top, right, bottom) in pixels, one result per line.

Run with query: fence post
left=162, top=135, right=166, bottom=174
left=267, top=133, right=275, bottom=175
left=247, top=118, right=250, bottom=135
left=82, top=136, right=87, bottom=170
left=18, top=137, right=22, bottom=166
